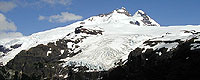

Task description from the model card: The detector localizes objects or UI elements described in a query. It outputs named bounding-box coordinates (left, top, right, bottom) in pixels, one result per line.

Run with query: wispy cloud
left=38, top=15, right=45, bottom=20
left=39, top=12, right=83, bottom=23
left=0, top=13, right=23, bottom=39
left=0, top=1, right=17, bottom=12
left=41, top=0, right=72, bottom=6
left=0, top=13, right=16, bottom=31
left=0, top=32, right=23, bottom=40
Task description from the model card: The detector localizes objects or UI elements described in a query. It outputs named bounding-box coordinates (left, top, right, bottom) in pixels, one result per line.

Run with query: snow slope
left=1, top=7, right=200, bottom=71
left=65, top=34, right=151, bottom=71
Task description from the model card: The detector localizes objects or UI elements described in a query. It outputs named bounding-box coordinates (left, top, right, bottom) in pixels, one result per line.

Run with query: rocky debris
left=182, top=30, right=200, bottom=35
left=0, top=66, right=16, bottom=80
left=0, top=45, right=11, bottom=54
left=98, top=13, right=111, bottom=17
left=137, top=10, right=153, bottom=26
left=115, top=7, right=132, bottom=16
left=10, top=44, right=22, bottom=49
left=0, top=44, right=22, bottom=57
left=144, top=39, right=182, bottom=47
left=130, top=21, right=140, bottom=26
left=98, top=7, right=131, bottom=17
left=80, top=22, right=85, bottom=24
left=75, top=26, right=103, bottom=35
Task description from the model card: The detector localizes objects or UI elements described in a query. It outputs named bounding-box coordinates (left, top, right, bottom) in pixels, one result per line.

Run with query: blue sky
left=0, top=0, right=200, bottom=39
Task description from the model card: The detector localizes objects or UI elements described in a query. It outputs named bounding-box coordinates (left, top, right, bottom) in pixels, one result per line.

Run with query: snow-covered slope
left=65, top=34, right=151, bottom=71
left=1, top=7, right=200, bottom=72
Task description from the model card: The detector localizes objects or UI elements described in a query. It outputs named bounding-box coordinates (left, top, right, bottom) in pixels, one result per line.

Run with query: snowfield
left=65, top=34, right=151, bottom=71
left=1, top=7, right=200, bottom=71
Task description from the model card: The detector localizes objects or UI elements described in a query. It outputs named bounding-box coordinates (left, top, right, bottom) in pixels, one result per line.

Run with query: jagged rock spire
left=114, top=7, right=132, bottom=16
left=133, top=10, right=160, bottom=26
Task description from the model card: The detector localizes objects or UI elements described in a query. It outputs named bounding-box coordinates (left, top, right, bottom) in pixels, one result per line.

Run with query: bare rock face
left=130, top=21, right=140, bottom=26
left=5, top=41, right=70, bottom=79
left=2, top=37, right=84, bottom=79
left=75, top=26, right=103, bottom=35
left=115, top=7, right=132, bottom=16
left=10, top=44, right=22, bottom=49
left=0, top=44, right=22, bottom=59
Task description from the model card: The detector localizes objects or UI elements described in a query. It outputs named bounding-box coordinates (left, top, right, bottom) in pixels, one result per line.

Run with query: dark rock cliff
left=102, top=38, right=200, bottom=80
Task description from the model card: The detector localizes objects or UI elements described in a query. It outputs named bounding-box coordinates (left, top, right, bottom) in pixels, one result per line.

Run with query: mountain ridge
left=82, top=7, right=160, bottom=26
left=0, top=7, right=200, bottom=80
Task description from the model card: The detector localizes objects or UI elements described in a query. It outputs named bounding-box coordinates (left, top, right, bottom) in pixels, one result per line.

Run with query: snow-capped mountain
left=1, top=7, right=200, bottom=80
left=81, top=7, right=160, bottom=26
left=0, top=7, right=160, bottom=66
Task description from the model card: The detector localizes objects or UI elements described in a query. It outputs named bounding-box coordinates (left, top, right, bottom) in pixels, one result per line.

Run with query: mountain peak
left=116, top=7, right=126, bottom=12
left=133, top=10, right=160, bottom=26
left=84, top=7, right=160, bottom=26
left=121, top=7, right=126, bottom=10
left=113, top=7, right=131, bottom=16
left=136, top=10, right=145, bottom=15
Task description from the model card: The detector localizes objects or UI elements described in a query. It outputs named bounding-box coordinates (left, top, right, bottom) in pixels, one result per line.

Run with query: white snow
left=60, top=50, right=65, bottom=54
left=0, top=52, right=3, bottom=56
left=191, top=43, right=200, bottom=50
left=67, top=42, right=73, bottom=48
left=64, top=74, right=68, bottom=78
left=47, top=51, right=52, bottom=56
left=153, top=43, right=179, bottom=52
left=60, top=57, right=71, bottom=62
left=156, top=52, right=162, bottom=56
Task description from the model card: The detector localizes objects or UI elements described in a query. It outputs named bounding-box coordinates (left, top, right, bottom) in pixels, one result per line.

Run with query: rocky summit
left=1, top=7, right=200, bottom=80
